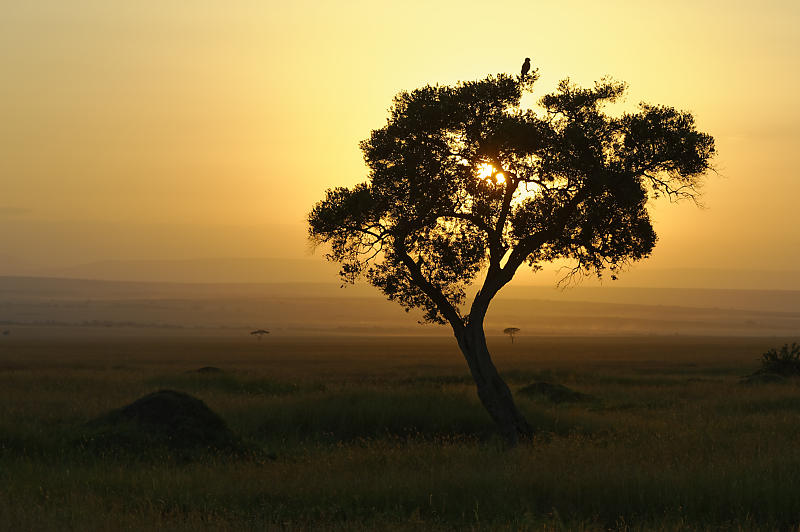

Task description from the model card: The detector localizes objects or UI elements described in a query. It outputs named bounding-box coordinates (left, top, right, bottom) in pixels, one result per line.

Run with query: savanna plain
left=2, top=331, right=800, bottom=531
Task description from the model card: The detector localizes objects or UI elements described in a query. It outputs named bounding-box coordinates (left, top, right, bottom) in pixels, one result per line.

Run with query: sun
left=476, top=163, right=505, bottom=183
left=476, top=163, right=493, bottom=179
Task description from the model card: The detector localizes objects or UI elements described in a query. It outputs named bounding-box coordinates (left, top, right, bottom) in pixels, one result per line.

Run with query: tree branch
left=395, top=240, right=464, bottom=330
left=467, top=186, right=589, bottom=324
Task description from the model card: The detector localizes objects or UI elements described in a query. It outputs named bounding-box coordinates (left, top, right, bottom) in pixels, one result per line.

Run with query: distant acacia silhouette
left=309, top=64, right=714, bottom=445
left=503, top=327, right=520, bottom=344
left=250, top=329, right=269, bottom=340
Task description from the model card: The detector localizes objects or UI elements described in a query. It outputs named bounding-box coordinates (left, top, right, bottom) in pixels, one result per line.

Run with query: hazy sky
left=1, top=1, right=799, bottom=279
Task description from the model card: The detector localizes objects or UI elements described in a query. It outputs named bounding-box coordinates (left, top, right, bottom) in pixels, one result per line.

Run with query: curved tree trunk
left=454, top=320, right=531, bottom=446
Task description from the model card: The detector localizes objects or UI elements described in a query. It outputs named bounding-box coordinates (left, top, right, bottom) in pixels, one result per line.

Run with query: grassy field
left=1, top=330, right=800, bottom=530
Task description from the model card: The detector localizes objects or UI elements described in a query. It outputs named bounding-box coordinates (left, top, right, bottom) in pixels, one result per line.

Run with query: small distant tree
left=503, top=327, right=521, bottom=344
left=309, top=66, right=714, bottom=444
left=250, top=329, right=269, bottom=340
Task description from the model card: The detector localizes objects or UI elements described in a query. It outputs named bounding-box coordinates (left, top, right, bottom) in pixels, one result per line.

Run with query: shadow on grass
left=517, top=382, right=596, bottom=404
left=1, top=386, right=608, bottom=463
left=253, top=390, right=604, bottom=445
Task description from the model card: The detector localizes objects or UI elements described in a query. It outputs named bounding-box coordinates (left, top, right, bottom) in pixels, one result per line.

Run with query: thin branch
left=642, top=172, right=702, bottom=205
left=466, top=186, right=589, bottom=323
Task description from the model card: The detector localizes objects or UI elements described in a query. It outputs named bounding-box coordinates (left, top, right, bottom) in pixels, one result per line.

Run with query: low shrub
left=757, top=342, right=800, bottom=376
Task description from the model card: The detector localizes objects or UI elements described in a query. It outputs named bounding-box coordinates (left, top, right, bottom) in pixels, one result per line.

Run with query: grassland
left=1, top=330, right=800, bottom=530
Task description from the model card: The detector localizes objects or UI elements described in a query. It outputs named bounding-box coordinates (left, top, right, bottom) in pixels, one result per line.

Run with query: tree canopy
left=309, top=71, right=714, bottom=330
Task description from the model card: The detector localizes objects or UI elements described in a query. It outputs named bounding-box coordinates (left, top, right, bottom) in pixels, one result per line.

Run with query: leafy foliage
left=758, top=343, right=800, bottom=376
left=309, top=70, right=715, bottom=326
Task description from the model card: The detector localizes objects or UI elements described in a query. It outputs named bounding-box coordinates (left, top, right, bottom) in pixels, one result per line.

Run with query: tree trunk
left=454, top=320, right=531, bottom=446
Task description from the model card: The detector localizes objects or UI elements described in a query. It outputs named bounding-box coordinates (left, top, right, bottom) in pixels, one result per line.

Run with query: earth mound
left=194, top=366, right=224, bottom=374
left=518, top=382, right=595, bottom=404
left=82, top=389, right=241, bottom=452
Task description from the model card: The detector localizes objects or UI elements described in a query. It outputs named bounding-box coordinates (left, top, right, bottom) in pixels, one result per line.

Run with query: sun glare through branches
left=476, top=162, right=505, bottom=183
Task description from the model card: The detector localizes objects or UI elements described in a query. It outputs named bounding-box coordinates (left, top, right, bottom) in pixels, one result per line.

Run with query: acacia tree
left=308, top=68, right=714, bottom=444
left=503, top=327, right=520, bottom=344
left=250, top=329, right=269, bottom=340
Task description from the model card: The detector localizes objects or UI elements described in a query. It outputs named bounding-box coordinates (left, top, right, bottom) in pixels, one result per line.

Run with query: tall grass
left=1, top=335, right=799, bottom=530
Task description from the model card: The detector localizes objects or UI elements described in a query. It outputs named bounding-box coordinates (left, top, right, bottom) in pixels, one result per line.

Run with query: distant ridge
left=1, top=275, right=798, bottom=314
left=7, top=257, right=799, bottom=292
left=39, top=257, right=341, bottom=284
left=0, top=275, right=375, bottom=300
left=3, top=254, right=799, bottom=291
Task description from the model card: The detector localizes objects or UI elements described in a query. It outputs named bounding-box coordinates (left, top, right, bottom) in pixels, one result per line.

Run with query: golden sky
left=1, top=1, right=799, bottom=281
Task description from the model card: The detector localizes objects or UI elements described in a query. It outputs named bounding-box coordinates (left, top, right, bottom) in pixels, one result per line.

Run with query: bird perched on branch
left=521, top=57, right=531, bottom=78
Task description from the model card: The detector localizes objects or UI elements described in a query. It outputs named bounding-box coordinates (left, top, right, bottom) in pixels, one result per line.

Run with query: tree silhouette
left=503, top=327, right=520, bottom=344
left=308, top=66, right=714, bottom=445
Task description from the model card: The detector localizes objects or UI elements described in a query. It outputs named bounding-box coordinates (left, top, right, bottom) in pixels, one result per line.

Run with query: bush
left=758, top=343, right=800, bottom=376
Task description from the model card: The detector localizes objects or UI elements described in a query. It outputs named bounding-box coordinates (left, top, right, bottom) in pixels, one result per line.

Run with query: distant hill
left=555, top=267, right=800, bottom=292
left=39, top=257, right=341, bottom=284
left=0, top=276, right=371, bottom=300
left=3, top=253, right=799, bottom=291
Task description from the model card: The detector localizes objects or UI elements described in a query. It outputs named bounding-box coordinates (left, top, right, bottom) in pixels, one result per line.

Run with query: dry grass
left=1, top=330, right=798, bottom=530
